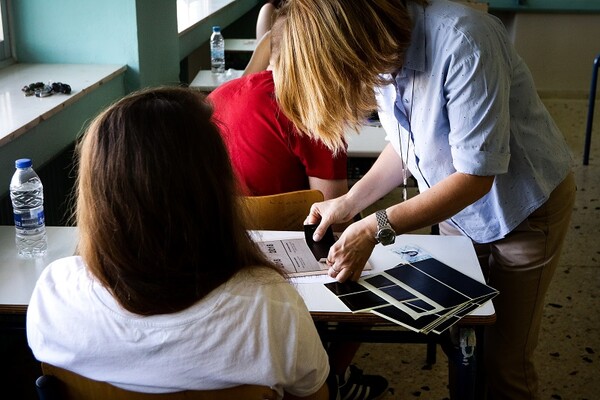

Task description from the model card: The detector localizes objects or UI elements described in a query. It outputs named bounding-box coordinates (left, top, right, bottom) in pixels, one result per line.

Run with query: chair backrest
left=454, top=0, right=489, bottom=12
left=242, top=189, right=325, bottom=231
left=36, top=362, right=277, bottom=400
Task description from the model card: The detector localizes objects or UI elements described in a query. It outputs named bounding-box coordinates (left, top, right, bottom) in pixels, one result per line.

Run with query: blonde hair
left=274, top=0, right=427, bottom=153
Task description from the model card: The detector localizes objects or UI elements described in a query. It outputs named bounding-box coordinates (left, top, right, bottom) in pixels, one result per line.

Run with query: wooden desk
left=255, top=230, right=495, bottom=400
left=0, top=226, right=78, bottom=314
left=0, top=226, right=494, bottom=321
left=253, top=230, right=495, bottom=324
left=1, top=226, right=494, bottom=399
left=225, top=38, right=257, bottom=52
left=345, top=124, right=388, bottom=158
left=189, top=69, right=244, bottom=91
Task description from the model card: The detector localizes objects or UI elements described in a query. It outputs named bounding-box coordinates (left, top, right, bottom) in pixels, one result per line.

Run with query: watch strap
left=376, top=210, right=389, bottom=230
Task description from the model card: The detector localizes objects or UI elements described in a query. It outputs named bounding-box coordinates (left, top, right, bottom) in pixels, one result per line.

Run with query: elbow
left=474, top=174, right=495, bottom=199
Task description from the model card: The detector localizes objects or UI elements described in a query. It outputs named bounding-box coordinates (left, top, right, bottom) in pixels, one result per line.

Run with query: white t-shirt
left=26, top=256, right=329, bottom=399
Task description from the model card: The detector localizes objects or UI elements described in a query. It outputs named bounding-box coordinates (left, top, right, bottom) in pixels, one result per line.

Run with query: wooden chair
left=242, top=189, right=324, bottom=231
left=36, top=362, right=278, bottom=400
left=454, top=0, right=489, bottom=12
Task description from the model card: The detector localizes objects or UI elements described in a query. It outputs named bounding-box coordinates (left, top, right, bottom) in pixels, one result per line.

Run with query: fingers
left=305, top=204, right=327, bottom=241
left=327, top=259, right=362, bottom=282
left=313, top=220, right=334, bottom=242
left=327, top=265, right=359, bottom=282
left=305, top=210, right=331, bottom=243
left=304, top=206, right=320, bottom=225
left=325, top=232, right=365, bottom=282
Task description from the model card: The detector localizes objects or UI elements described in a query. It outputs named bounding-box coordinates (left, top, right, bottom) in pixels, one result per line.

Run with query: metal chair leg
left=583, top=54, right=600, bottom=166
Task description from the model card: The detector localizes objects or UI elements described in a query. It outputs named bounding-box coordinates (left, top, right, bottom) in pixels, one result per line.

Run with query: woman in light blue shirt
left=274, top=0, right=576, bottom=399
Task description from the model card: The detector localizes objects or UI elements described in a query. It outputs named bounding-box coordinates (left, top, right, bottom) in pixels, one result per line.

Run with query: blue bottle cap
left=15, top=158, right=32, bottom=168
left=212, top=26, right=221, bottom=32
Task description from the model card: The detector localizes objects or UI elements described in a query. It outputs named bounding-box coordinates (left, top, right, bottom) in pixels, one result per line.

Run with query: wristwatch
left=375, top=210, right=396, bottom=246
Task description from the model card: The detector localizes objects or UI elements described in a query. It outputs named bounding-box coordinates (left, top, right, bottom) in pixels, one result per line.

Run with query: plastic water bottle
left=210, top=25, right=225, bottom=74
left=9, top=158, right=48, bottom=258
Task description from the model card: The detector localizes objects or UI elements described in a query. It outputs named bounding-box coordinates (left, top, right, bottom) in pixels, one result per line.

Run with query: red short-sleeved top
left=208, top=70, right=347, bottom=196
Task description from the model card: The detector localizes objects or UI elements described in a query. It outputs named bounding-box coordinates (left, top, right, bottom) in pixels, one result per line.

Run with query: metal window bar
left=583, top=54, right=600, bottom=166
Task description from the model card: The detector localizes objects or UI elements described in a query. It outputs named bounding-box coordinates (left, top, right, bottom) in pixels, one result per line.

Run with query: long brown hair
left=75, top=86, right=281, bottom=315
left=274, top=0, right=427, bottom=153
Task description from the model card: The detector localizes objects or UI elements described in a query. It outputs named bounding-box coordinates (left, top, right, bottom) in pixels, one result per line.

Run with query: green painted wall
left=136, top=0, right=181, bottom=87
left=2, top=0, right=183, bottom=199
left=11, top=0, right=179, bottom=91
left=1, top=0, right=261, bottom=203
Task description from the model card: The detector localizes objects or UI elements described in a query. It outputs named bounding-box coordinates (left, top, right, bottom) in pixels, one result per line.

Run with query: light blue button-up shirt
left=375, top=0, right=573, bottom=243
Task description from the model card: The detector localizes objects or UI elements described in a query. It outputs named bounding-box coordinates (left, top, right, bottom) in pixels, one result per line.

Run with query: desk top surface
left=345, top=124, right=388, bottom=158
left=189, top=69, right=244, bottom=91
left=0, top=226, right=79, bottom=313
left=0, top=226, right=494, bottom=324
left=225, top=38, right=257, bottom=52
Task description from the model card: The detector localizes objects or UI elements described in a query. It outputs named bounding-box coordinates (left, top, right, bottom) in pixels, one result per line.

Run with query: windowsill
left=177, top=0, right=237, bottom=34
left=177, top=0, right=261, bottom=61
left=0, top=63, right=127, bottom=147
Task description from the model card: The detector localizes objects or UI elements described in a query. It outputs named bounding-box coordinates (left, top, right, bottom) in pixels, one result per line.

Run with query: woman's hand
left=304, top=195, right=356, bottom=242
left=325, top=218, right=377, bottom=282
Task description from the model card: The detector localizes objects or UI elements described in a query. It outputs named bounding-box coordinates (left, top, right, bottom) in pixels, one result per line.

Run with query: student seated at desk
left=207, top=13, right=348, bottom=201
left=26, top=87, right=330, bottom=399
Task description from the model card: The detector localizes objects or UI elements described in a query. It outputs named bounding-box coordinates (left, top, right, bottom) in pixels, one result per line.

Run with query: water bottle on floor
left=210, top=25, right=225, bottom=74
left=10, top=158, right=48, bottom=258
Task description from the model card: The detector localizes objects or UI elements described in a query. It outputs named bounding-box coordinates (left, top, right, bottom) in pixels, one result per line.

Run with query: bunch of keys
left=22, top=82, right=72, bottom=97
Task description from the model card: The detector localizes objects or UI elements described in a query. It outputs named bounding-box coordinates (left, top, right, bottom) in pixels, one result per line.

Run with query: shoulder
left=230, top=266, right=290, bottom=290
left=207, top=76, right=247, bottom=100
left=209, top=71, right=274, bottom=102
left=37, top=256, right=90, bottom=288
left=227, top=267, right=305, bottom=305
left=422, top=0, right=509, bottom=53
left=413, top=0, right=514, bottom=76
left=29, top=256, right=98, bottom=311
left=27, top=256, right=100, bottom=343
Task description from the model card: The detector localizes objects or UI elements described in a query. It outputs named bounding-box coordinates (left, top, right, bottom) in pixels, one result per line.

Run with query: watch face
left=377, top=227, right=396, bottom=245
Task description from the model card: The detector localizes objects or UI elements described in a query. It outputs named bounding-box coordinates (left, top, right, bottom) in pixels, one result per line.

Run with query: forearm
left=243, top=31, right=272, bottom=76
left=325, top=172, right=494, bottom=282
left=345, top=143, right=405, bottom=216
left=381, top=172, right=495, bottom=236
left=308, top=177, right=348, bottom=201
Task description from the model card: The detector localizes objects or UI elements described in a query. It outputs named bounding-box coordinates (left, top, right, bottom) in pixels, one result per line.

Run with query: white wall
left=497, top=12, right=600, bottom=98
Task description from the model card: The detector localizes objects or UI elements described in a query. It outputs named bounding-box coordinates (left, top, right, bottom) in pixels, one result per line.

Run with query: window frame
left=0, top=0, right=14, bottom=67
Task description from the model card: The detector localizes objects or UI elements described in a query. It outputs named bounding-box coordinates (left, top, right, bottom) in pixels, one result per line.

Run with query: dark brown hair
left=75, top=86, right=281, bottom=315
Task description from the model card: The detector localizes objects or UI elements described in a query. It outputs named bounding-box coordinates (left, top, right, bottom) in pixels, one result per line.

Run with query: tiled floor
left=351, top=97, right=600, bottom=399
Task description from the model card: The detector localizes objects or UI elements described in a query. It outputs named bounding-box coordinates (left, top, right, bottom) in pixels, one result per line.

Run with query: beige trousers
left=439, top=172, right=576, bottom=400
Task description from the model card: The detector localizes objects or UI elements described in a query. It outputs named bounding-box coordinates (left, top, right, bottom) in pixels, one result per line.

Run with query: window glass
left=0, top=2, right=5, bottom=41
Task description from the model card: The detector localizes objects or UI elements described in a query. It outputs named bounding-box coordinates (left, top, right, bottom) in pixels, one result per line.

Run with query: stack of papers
left=256, top=236, right=374, bottom=278
left=324, top=245, right=498, bottom=334
left=256, top=237, right=330, bottom=277
left=256, top=226, right=373, bottom=278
